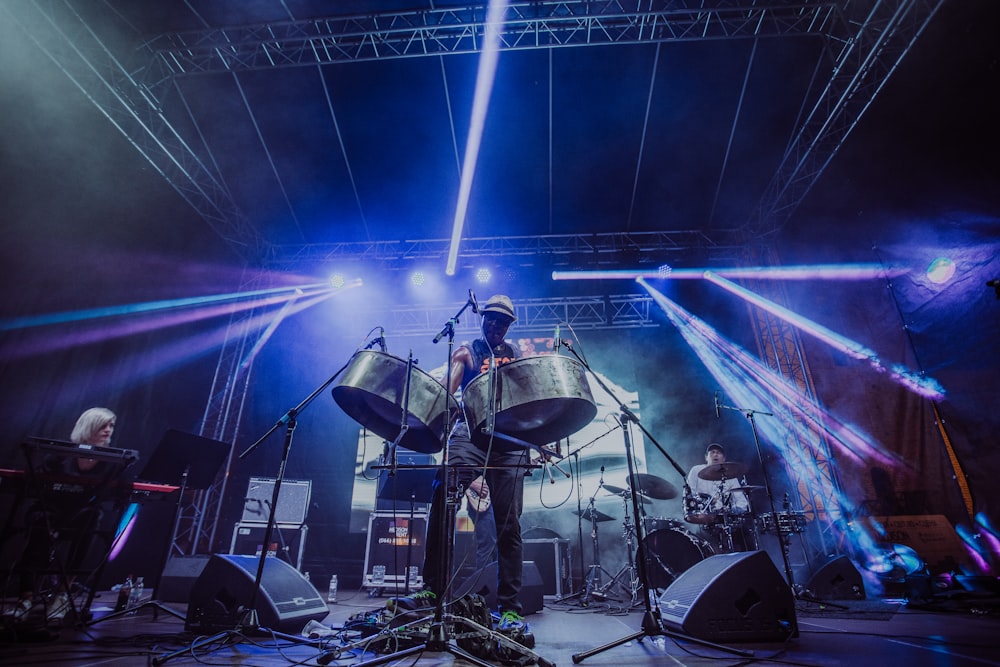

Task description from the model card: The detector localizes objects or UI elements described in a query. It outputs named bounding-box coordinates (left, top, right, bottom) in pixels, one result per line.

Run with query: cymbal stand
left=347, top=293, right=550, bottom=667
left=714, top=476, right=737, bottom=553
left=563, top=343, right=751, bottom=662
left=594, top=491, right=641, bottom=606
left=579, top=491, right=614, bottom=604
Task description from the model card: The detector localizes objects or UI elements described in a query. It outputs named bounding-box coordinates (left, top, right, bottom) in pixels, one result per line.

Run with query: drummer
left=686, top=443, right=749, bottom=519
left=392, top=294, right=529, bottom=633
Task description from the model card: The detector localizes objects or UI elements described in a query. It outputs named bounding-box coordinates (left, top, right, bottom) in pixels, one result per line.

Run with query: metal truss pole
left=3, top=0, right=268, bottom=263
left=748, top=0, right=945, bottom=236
left=169, top=270, right=264, bottom=556
left=741, top=246, right=847, bottom=558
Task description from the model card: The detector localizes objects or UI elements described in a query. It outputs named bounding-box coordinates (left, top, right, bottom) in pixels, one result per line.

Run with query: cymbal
left=629, top=473, right=678, bottom=500
left=573, top=507, right=616, bottom=522
left=729, top=485, right=763, bottom=494
left=698, top=462, right=747, bottom=481
left=603, top=484, right=652, bottom=504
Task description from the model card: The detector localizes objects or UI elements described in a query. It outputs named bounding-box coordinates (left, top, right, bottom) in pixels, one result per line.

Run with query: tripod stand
left=718, top=398, right=846, bottom=611
left=152, top=354, right=358, bottom=666
left=329, top=293, right=549, bottom=667
left=574, top=486, right=617, bottom=605
left=558, top=345, right=751, bottom=663
left=88, top=430, right=228, bottom=628
left=592, top=489, right=642, bottom=606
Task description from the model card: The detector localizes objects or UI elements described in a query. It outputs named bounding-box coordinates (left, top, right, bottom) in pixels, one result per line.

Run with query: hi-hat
left=698, top=462, right=747, bottom=481
left=603, top=484, right=652, bottom=504
left=573, top=507, right=615, bottom=522
left=629, top=473, right=678, bottom=500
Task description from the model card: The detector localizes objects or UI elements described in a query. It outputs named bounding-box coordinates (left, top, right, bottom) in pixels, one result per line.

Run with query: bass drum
left=462, top=355, right=596, bottom=448
left=643, top=526, right=715, bottom=589
left=331, top=350, right=458, bottom=454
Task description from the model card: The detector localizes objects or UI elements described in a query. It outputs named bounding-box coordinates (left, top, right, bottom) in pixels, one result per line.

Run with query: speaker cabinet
left=455, top=560, right=544, bottom=615
left=186, top=554, right=328, bottom=634
left=158, top=555, right=210, bottom=602
left=806, top=555, right=866, bottom=600
left=658, top=551, right=797, bottom=642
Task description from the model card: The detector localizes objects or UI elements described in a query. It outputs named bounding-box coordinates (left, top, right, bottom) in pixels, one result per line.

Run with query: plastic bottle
left=127, top=576, right=144, bottom=612
left=115, top=576, right=132, bottom=612
left=328, top=574, right=338, bottom=603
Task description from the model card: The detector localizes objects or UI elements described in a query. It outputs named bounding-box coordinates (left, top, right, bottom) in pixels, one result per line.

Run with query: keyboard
left=22, top=436, right=140, bottom=465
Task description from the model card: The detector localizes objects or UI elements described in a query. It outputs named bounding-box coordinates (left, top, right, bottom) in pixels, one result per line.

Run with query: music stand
left=375, top=467, right=437, bottom=595
left=87, top=429, right=230, bottom=626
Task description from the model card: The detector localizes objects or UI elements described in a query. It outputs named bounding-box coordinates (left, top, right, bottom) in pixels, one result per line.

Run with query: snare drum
left=683, top=492, right=721, bottom=525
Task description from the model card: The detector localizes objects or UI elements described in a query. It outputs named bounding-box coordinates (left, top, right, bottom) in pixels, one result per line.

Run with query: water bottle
left=115, top=576, right=132, bottom=612
left=328, top=574, right=338, bottom=603
left=127, top=576, right=143, bottom=613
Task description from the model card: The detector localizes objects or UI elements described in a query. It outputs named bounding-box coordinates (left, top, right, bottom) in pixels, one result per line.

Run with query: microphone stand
left=717, top=399, right=845, bottom=611
left=153, top=353, right=357, bottom=666
left=562, top=346, right=751, bottom=662
left=347, top=295, right=552, bottom=667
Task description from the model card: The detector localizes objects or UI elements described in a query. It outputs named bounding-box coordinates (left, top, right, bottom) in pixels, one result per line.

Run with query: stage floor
left=2, top=585, right=999, bottom=667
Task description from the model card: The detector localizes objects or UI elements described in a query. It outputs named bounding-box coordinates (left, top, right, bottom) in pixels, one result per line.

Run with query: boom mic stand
left=717, top=398, right=845, bottom=612
left=153, top=354, right=357, bottom=666
left=561, top=346, right=751, bottom=663
left=347, top=293, right=551, bottom=667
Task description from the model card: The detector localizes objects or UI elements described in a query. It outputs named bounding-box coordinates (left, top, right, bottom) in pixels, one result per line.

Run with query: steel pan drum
left=331, top=350, right=457, bottom=453
left=462, top=355, right=597, bottom=447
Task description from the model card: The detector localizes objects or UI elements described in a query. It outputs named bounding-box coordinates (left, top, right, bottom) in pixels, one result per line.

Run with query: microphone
left=553, top=324, right=561, bottom=353
left=468, top=289, right=479, bottom=314
left=714, top=392, right=721, bottom=419
left=364, top=328, right=387, bottom=351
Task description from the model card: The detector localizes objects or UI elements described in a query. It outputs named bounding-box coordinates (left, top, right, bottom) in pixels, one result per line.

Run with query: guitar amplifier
left=241, top=477, right=311, bottom=525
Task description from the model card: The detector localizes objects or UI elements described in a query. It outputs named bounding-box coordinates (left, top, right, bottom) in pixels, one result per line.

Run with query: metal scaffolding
left=5, top=0, right=944, bottom=555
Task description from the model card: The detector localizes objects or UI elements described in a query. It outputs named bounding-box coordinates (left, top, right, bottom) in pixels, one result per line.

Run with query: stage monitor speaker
left=158, top=555, right=210, bottom=602
left=806, top=555, right=866, bottom=600
left=455, top=560, right=544, bottom=615
left=658, top=551, right=797, bottom=643
left=186, top=554, right=328, bottom=634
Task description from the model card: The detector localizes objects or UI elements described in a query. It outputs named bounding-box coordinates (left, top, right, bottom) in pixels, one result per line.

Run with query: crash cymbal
left=729, top=485, right=763, bottom=494
left=698, top=462, right=748, bottom=481
left=629, top=473, right=678, bottom=500
left=603, top=484, right=652, bottom=504
left=573, top=507, right=616, bottom=522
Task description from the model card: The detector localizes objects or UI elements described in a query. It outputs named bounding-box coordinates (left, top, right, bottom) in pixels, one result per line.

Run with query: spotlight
left=329, top=273, right=346, bottom=289
left=658, top=264, right=672, bottom=277
left=476, top=267, right=492, bottom=283
left=410, top=271, right=426, bottom=287
left=926, top=257, right=955, bottom=284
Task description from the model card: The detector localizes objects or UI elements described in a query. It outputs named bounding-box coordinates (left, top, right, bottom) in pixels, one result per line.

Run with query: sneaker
left=387, top=589, right=436, bottom=612
left=46, top=593, right=70, bottom=622
left=497, top=610, right=526, bottom=632
left=13, top=597, right=34, bottom=621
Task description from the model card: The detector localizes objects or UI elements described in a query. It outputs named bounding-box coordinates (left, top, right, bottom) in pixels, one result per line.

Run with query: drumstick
left=550, top=460, right=571, bottom=479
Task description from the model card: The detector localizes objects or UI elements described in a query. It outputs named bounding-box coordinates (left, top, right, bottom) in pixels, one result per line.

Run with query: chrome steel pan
left=462, top=355, right=596, bottom=447
left=331, top=350, right=457, bottom=453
